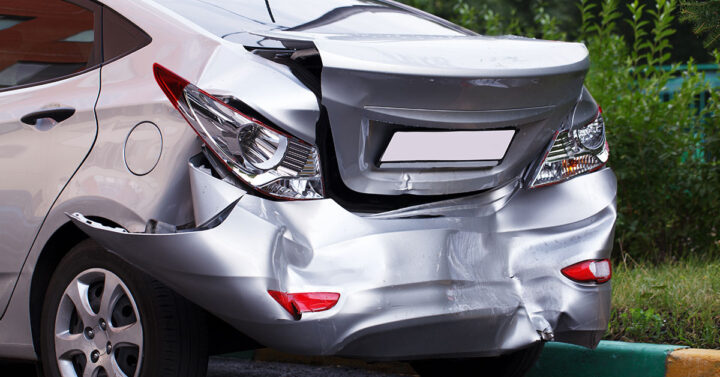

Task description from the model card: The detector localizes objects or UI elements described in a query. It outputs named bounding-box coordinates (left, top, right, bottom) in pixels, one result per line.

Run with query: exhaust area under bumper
left=69, top=164, right=617, bottom=360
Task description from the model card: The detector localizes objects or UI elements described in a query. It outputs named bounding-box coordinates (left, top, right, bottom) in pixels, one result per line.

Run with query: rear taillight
left=529, top=106, right=609, bottom=188
left=561, top=259, right=612, bottom=284
left=153, top=63, right=324, bottom=200
left=268, top=291, right=340, bottom=320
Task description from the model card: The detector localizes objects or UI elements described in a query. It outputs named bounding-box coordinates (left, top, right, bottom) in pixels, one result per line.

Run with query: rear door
left=0, top=0, right=101, bottom=316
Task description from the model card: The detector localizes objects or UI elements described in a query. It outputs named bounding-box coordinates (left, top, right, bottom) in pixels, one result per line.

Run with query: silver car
left=0, top=0, right=616, bottom=376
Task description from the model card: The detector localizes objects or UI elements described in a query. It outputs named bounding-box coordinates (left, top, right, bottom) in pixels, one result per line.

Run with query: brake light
left=153, top=63, right=324, bottom=200
left=529, top=106, right=609, bottom=188
left=153, top=63, right=189, bottom=109
left=561, top=259, right=612, bottom=284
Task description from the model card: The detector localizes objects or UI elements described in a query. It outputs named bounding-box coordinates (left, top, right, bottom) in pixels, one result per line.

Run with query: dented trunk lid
left=312, top=35, right=589, bottom=195
left=157, top=0, right=590, bottom=196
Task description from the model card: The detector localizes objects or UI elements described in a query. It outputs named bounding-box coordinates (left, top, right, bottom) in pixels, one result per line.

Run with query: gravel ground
left=0, top=357, right=412, bottom=376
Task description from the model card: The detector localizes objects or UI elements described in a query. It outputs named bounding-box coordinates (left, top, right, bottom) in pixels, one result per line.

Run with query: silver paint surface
left=189, top=160, right=245, bottom=226
left=0, top=0, right=617, bottom=362
left=0, top=71, right=99, bottom=317
left=70, top=164, right=616, bottom=359
left=0, top=0, right=207, bottom=356
left=315, top=37, right=588, bottom=195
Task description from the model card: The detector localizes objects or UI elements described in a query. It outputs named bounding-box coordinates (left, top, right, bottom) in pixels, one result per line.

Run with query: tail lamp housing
left=529, top=106, right=609, bottom=188
left=153, top=63, right=324, bottom=200
left=561, top=259, right=612, bottom=284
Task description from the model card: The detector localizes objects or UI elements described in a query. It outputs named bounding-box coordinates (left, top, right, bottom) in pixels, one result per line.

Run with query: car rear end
left=74, top=0, right=616, bottom=361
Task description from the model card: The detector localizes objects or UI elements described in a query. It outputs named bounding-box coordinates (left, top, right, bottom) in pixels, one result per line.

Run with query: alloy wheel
left=54, top=268, right=143, bottom=377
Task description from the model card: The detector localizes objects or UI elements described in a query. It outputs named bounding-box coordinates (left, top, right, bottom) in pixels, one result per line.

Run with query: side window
left=102, top=6, right=152, bottom=63
left=0, top=0, right=100, bottom=90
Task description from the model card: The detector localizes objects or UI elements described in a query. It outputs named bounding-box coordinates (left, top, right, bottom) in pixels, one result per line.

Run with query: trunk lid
left=157, top=0, right=590, bottom=196
left=311, top=35, right=589, bottom=195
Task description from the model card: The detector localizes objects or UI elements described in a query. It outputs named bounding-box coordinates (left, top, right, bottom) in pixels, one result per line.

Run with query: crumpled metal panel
left=148, top=1, right=593, bottom=196
left=197, top=45, right=321, bottom=144
left=310, top=35, right=589, bottom=196
left=188, top=159, right=245, bottom=225
left=69, top=162, right=616, bottom=359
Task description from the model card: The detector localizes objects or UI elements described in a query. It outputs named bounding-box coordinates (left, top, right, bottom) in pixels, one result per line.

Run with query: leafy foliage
left=580, top=0, right=719, bottom=262
left=680, top=0, right=720, bottom=49
left=399, top=0, right=720, bottom=261
left=399, top=0, right=573, bottom=38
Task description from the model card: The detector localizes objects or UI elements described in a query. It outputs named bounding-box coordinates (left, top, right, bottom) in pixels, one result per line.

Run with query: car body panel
left=0, top=0, right=315, bottom=355
left=309, top=35, right=589, bottom=77
left=69, top=164, right=616, bottom=358
left=0, top=0, right=617, bottom=362
left=0, top=0, right=207, bottom=356
left=304, top=35, right=589, bottom=195
left=197, top=46, right=321, bottom=143
left=0, top=71, right=99, bottom=317
left=153, top=0, right=592, bottom=196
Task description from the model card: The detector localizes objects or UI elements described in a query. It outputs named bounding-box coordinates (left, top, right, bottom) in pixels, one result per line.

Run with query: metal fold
left=68, top=162, right=616, bottom=359
left=188, top=157, right=245, bottom=226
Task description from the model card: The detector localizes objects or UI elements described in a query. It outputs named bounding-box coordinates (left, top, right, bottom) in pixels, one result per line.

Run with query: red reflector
left=561, top=259, right=612, bottom=284
left=268, top=291, right=340, bottom=320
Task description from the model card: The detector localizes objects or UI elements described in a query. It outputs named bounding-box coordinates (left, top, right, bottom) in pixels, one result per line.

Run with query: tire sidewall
left=39, top=239, right=154, bottom=377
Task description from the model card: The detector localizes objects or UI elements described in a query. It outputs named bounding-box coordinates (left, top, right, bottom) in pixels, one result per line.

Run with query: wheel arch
left=29, top=218, right=121, bottom=356
left=29, top=218, right=262, bottom=357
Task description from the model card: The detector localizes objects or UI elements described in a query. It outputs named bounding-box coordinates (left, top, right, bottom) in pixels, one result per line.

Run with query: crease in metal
left=68, top=161, right=617, bottom=358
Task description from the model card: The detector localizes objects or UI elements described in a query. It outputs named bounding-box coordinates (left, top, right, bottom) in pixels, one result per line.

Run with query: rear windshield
left=155, top=0, right=467, bottom=37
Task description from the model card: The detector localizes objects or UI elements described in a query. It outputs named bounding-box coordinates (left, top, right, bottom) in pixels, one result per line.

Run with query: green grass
left=606, top=257, right=720, bottom=349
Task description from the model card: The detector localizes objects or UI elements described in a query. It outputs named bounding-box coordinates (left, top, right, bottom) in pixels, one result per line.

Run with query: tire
left=410, top=342, right=544, bottom=377
left=40, top=239, right=208, bottom=377
left=0, top=360, right=42, bottom=377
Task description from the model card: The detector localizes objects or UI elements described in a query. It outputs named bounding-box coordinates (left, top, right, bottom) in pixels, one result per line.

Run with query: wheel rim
left=54, top=268, right=143, bottom=377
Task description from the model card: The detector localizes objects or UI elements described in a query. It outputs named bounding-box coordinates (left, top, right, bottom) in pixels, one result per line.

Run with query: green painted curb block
left=527, top=341, right=686, bottom=377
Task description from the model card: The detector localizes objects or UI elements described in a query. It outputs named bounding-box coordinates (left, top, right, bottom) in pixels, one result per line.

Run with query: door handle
left=21, top=107, right=76, bottom=127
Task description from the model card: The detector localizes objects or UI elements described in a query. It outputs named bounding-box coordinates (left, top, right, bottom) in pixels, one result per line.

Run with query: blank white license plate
left=380, top=130, right=515, bottom=162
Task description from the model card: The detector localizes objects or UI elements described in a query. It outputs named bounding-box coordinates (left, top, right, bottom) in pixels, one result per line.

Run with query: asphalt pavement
left=208, top=357, right=411, bottom=377
left=0, top=357, right=413, bottom=376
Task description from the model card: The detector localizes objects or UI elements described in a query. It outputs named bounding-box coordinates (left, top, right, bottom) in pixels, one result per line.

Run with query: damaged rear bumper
left=70, top=165, right=616, bottom=360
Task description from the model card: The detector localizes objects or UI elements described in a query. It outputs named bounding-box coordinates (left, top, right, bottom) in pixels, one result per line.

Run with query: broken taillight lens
left=561, top=259, right=612, bottom=284
left=529, top=107, right=609, bottom=188
left=268, top=290, right=340, bottom=320
left=153, top=63, right=324, bottom=200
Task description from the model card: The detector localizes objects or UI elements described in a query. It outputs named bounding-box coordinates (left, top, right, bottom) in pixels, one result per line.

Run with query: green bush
left=400, top=0, right=720, bottom=262
left=680, top=0, right=720, bottom=49
left=583, top=0, right=720, bottom=261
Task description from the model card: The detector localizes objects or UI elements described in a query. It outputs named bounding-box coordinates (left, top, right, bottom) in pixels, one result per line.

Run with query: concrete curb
left=526, top=340, right=720, bottom=377
left=528, top=341, right=684, bottom=377
left=666, top=348, right=720, bottom=377
left=248, top=341, right=720, bottom=376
